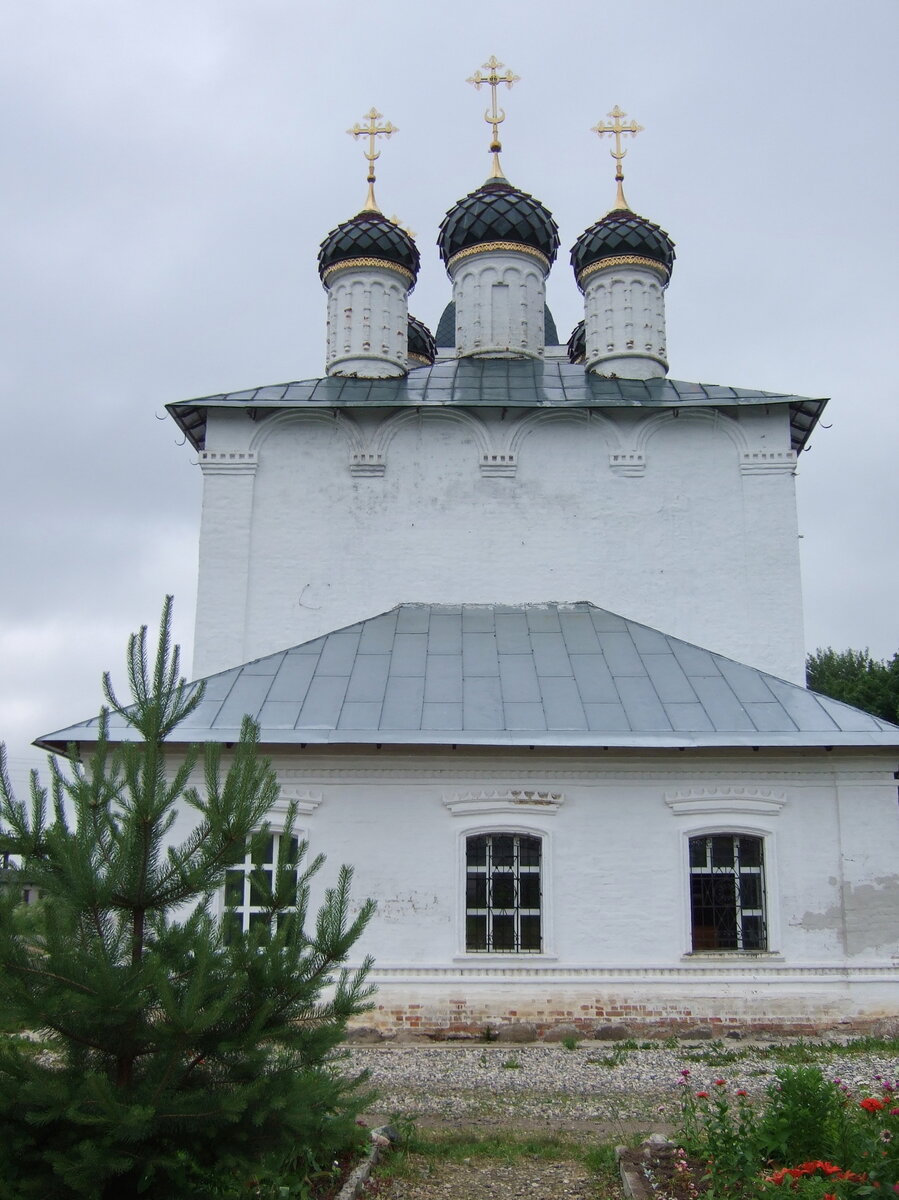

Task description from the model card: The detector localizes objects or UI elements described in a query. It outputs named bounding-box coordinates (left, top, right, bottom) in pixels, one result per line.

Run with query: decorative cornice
left=198, top=450, right=258, bottom=475
left=274, top=786, right=323, bottom=817
left=740, top=451, right=797, bottom=475
left=443, top=789, right=565, bottom=817
left=322, top=256, right=415, bottom=286
left=577, top=254, right=670, bottom=288
left=479, top=452, right=517, bottom=477
left=277, top=763, right=892, bottom=783
left=608, top=452, right=646, bottom=476
left=349, top=452, right=386, bottom=477
left=446, top=241, right=551, bottom=274
left=665, top=787, right=788, bottom=817
left=363, top=963, right=899, bottom=980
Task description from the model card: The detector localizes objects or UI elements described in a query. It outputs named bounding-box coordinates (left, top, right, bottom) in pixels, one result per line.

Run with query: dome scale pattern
left=438, top=179, right=560, bottom=267
left=571, top=208, right=675, bottom=284
left=318, top=211, right=420, bottom=283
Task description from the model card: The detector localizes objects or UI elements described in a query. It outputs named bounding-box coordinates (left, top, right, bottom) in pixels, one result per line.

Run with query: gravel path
left=350, top=1040, right=899, bottom=1128
left=348, top=1040, right=899, bottom=1199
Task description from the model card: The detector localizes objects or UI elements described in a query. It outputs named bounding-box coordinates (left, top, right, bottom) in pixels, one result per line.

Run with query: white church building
left=43, top=81, right=899, bottom=1038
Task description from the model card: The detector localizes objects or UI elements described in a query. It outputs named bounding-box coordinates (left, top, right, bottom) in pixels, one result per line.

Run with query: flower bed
left=623, top=1067, right=899, bottom=1200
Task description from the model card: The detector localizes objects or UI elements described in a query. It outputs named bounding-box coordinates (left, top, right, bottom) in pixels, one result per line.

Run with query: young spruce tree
left=0, top=599, right=375, bottom=1199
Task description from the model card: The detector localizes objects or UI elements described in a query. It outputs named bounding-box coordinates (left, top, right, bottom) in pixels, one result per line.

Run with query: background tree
left=0, top=599, right=375, bottom=1200
left=806, top=646, right=899, bottom=724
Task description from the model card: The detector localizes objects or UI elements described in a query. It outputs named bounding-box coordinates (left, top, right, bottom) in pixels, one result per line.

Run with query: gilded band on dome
left=446, top=240, right=551, bottom=273
left=322, top=256, right=416, bottom=285
left=576, top=254, right=670, bottom=287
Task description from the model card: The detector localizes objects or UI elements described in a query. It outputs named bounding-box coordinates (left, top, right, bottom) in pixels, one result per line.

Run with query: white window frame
left=215, top=790, right=319, bottom=936
left=442, top=791, right=562, bottom=962
left=221, top=827, right=305, bottom=939
left=665, top=789, right=783, bottom=958
left=678, top=824, right=781, bottom=957
left=451, top=821, right=556, bottom=960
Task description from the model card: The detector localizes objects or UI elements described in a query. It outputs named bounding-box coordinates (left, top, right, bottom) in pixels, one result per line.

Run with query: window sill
left=452, top=953, right=559, bottom=963
left=681, top=951, right=784, bottom=962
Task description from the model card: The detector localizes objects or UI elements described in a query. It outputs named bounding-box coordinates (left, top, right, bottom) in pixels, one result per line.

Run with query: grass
left=681, top=1035, right=899, bottom=1068
left=371, top=1126, right=624, bottom=1192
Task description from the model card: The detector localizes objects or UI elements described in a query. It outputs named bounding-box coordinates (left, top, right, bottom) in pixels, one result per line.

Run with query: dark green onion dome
left=435, top=300, right=560, bottom=348
left=407, top=315, right=436, bottom=365
left=567, top=319, right=585, bottom=364
left=438, top=179, right=560, bottom=269
left=571, top=208, right=675, bottom=290
left=318, top=211, right=420, bottom=286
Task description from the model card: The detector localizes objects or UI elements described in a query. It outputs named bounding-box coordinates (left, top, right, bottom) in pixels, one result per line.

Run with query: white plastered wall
left=163, top=746, right=899, bottom=1032
left=192, top=400, right=807, bottom=684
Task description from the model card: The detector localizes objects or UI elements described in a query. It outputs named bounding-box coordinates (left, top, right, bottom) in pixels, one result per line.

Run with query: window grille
left=465, top=833, right=542, bottom=953
left=689, top=834, right=766, bottom=951
left=223, top=832, right=299, bottom=943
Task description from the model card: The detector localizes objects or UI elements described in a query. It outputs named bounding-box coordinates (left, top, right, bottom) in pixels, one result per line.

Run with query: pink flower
left=680, top=1068, right=691, bottom=1077
left=890, top=1107, right=899, bottom=1116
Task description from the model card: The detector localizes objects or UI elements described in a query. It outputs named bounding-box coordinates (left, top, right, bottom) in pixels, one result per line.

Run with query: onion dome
left=567, top=320, right=585, bottom=364
left=407, top=315, right=436, bottom=366
left=438, top=179, right=560, bottom=270
left=318, top=211, right=420, bottom=287
left=571, top=208, right=675, bottom=291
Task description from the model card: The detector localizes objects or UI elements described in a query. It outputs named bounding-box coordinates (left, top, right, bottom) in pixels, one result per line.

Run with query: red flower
left=736, top=1089, right=748, bottom=1096
left=714, top=1078, right=726, bottom=1086
left=695, top=1091, right=709, bottom=1098
left=861, top=1097, right=885, bottom=1112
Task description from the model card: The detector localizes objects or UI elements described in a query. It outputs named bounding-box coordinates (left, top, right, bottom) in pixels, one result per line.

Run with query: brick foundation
left=350, top=993, right=899, bottom=1041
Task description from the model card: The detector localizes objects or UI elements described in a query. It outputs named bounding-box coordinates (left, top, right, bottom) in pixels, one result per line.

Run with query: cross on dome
left=346, top=107, right=397, bottom=213
left=592, top=105, right=644, bottom=211
left=467, top=56, right=519, bottom=179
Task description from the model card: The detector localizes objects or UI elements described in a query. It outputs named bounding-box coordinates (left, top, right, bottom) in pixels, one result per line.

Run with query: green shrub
left=0, top=601, right=375, bottom=1199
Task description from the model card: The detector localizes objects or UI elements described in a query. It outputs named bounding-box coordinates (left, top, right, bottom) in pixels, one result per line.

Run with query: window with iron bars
left=689, top=834, right=766, bottom=951
left=465, top=833, right=542, bottom=953
left=222, top=831, right=299, bottom=943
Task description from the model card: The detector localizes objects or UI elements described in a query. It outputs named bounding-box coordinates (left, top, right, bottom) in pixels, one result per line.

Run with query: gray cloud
left=2, top=0, right=897, bottom=795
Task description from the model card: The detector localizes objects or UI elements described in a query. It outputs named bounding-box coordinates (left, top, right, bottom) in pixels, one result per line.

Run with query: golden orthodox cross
left=592, top=105, right=644, bottom=210
left=467, top=56, right=519, bottom=179
left=347, top=107, right=397, bottom=213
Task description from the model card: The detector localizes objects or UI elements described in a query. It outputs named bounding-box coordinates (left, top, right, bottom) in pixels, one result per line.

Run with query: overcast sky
left=1, top=0, right=897, bottom=795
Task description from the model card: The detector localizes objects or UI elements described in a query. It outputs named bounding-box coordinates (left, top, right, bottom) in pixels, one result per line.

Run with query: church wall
left=160, top=745, right=899, bottom=1035
left=192, top=402, right=806, bottom=684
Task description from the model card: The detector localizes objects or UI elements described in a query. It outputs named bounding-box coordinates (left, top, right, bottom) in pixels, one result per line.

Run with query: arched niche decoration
left=248, top=408, right=366, bottom=462
left=631, top=407, right=749, bottom=463
left=369, top=406, right=495, bottom=473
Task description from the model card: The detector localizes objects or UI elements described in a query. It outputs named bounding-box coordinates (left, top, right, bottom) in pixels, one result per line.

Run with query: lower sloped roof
left=37, top=604, right=899, bottom=752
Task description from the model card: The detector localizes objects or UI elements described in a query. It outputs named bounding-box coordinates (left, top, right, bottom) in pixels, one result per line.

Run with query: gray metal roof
left=37, top=604, right=899, bottom=753
left=167, top=361, right=826, bottom=455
